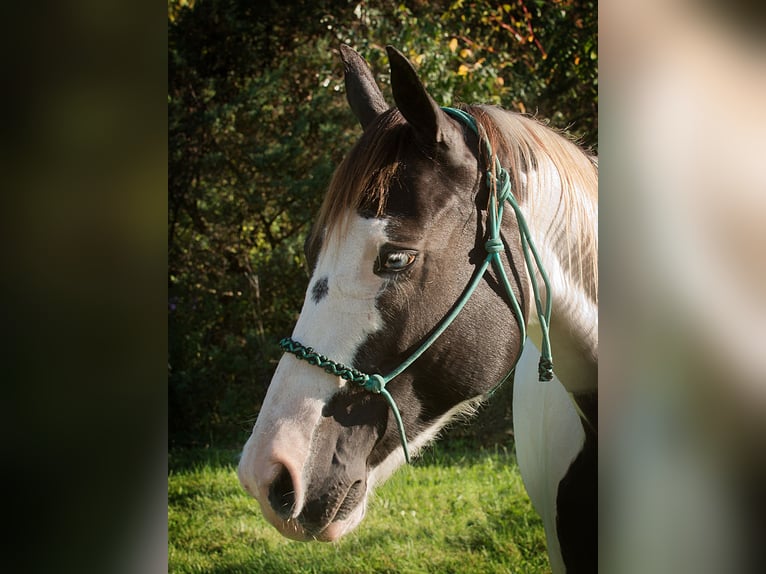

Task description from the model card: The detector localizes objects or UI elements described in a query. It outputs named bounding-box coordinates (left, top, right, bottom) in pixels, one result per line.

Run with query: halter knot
left=487, top=166, right=512, bottom=202
left=485, top=238, right=504, bottom=254
left=363, top=373, right=386, bottom=393
left=538, top=357, right=554, bottom=382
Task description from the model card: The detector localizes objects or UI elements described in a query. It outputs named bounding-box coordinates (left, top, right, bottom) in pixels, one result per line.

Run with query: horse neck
left=518, top=162, right=598, bottom=394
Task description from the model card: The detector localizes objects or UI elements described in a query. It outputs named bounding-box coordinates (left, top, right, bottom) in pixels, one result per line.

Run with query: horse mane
left=309, top=104, right=598, bottom=302
left=466, top=105, right=598, bottom=302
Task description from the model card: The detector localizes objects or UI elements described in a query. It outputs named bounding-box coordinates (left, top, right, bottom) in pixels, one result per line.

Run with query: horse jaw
left=367, top=393, right=487, bottom=489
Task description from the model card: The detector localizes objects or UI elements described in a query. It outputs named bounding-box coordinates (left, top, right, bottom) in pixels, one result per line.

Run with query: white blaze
left=293, top=216, right=389, bottom=367
left=238, top=215, right=390, bottom=537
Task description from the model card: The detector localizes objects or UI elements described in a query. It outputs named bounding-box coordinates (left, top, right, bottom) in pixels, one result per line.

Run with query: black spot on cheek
left=311, top=276, right=329, bottom=304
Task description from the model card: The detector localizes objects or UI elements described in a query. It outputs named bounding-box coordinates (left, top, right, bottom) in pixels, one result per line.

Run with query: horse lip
left=333, top=479, right=364, bottom=521
left=308, top=501, right=367, bottom=542
left=298, top=480, right=367, bottom=540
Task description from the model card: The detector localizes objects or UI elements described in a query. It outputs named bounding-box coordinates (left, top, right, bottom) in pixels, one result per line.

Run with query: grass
left=168, top=442, right=549, bottom=574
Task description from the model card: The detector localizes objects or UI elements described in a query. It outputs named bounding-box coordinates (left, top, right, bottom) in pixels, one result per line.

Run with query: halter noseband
left=280, top=107, right=553, bottom=464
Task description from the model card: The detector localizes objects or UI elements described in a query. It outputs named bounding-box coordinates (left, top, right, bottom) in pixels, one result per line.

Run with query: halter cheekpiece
left=280, top=107, right=554, bottom=464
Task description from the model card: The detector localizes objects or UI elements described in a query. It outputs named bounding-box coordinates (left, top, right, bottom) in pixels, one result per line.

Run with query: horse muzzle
left=238, top=401, right=374, bottom=542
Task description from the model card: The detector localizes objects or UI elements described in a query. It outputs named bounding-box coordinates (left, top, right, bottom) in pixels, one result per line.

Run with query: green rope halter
left=280, top=107, right=554, bottom=464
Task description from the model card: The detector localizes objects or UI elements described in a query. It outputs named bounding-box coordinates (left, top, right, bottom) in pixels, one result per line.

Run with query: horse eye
left=377, top=250, right=417, bottom=273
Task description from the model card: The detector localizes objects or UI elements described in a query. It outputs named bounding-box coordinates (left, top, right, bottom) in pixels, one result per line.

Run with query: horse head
left=237, top=46, right=530, bottom=541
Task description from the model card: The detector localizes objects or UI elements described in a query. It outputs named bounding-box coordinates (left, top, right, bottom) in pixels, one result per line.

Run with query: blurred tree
left=169, top=0, right=597, bottom=446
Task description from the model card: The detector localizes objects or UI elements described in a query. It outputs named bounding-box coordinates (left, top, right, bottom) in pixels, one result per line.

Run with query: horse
left=238, top=45, right=598, bottom=574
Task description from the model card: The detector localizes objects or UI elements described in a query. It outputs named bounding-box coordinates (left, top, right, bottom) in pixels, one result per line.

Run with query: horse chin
left=313, top=505, right=366, bottom=542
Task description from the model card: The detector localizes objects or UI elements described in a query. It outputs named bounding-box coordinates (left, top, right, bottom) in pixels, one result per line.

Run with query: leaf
left=449, top=38, right=458, bottom=53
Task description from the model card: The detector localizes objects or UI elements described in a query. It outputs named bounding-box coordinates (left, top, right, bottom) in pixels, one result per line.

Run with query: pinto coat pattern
left=238, top=45, right=597, bottom=573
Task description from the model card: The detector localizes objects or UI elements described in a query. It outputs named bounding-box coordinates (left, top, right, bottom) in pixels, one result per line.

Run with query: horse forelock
left=470, top=105, right=599, bottom=302
left=309, top=110, right=409, bottom=253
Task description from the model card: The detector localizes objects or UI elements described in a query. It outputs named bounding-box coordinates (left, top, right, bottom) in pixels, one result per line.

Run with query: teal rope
left=279, top=107, right=555, bottom=465
left=442, top=106, right=554, bottom=381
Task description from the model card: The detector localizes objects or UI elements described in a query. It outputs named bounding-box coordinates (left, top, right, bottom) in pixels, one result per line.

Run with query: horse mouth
left=334, top=479, right=364, bottom=521
left=299, top=479, right=366, bottom=540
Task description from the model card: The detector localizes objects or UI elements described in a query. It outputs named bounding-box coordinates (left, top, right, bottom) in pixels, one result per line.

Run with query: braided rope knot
left=279, top=337, right=368, bottom=384
left=485, top=238, right=504, bottom=254
left=538, top=357, right=554, bottom=382
left=279, top=336, right=411, bottom=463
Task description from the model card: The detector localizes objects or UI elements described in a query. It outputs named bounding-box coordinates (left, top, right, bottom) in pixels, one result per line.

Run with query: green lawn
left=168, top=443, right=549, bottom=573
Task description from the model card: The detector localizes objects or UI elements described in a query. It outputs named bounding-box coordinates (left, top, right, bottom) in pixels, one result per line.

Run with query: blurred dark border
left=2, top=1, right=167, bottom=572
left=3, top=0, right=763, bottom=572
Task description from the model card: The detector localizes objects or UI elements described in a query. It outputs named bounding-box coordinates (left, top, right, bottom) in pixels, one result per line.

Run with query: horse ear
left=339, top=44, right=388, bottom=129
left=386, top=46, right=453, bottom=145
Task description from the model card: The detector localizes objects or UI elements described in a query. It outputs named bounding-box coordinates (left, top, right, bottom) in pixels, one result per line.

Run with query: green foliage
left=168, top=444, right=548, bottom=573
left=169, top=0, right=597, bottom=446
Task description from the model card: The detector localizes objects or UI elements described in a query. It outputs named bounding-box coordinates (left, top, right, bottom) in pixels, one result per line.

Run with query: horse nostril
left=268, top=465, right=297, bottom=520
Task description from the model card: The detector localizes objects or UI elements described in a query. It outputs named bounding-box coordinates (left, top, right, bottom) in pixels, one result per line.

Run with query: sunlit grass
left=168, top=444, right=549, bottom=573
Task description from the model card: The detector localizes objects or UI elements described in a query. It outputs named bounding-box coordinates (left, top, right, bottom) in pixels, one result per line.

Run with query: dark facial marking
left=311, top=276, right=329, bottom=304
